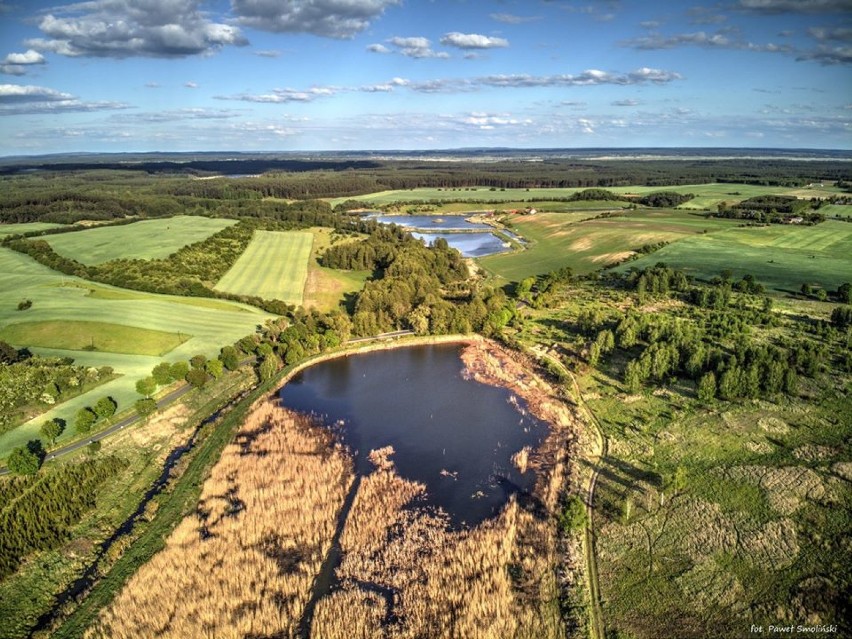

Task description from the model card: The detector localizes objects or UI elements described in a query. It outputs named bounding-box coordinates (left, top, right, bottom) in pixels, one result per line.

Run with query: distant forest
left=1, top=156, right=850, bottom=224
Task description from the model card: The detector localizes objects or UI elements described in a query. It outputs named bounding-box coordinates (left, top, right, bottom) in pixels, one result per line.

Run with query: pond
left=369, top=214, right=491, bottom=231
left=278, top=343, right=548, bottom=528
left=411, top=231, right=511, bottom=258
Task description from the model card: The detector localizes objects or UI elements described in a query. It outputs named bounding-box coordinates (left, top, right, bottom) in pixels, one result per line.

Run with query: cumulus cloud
left=0, top=83, right=128, bottom=115
left=1, top=49, right=47, bottom=76
left=185, top=82, right=199, bottom=89
left=27, top=0, right=247, bottom=58
left=387, top=36, right=448, bottom=58
left=808, top=27, right=852, bottom=42
left=367, top=43, right=391, bottom=53
left=440, top=33, right=509, bottom=50
left=796, top=46, right=852, bottom=64
left=232, top=0, right=399, bottom=39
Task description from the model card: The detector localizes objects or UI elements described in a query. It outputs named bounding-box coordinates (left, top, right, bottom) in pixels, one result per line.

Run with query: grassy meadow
left=0, top=222, right=66, bottom=237
left=0, top=246, right=273, bottom=458
left=480, top=209, right=741, bottom=282
left=44, top=216, right=236, bottom=265
left=328, top=182, right=845, bottom=210
left=214, top=229, right=313, bottom=305
left=622, top=220, right=852, bottom=293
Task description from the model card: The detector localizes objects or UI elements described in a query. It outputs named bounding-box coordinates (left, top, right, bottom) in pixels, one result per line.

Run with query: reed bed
left=86, top=400, right=352, bottom=639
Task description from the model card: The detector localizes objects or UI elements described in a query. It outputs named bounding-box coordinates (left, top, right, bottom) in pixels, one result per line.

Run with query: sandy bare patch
left=793, top=445, right=836, bottom=461
left=569, top=237, right=594, bottom=251
left=831, top=461, right=852, bottom=482
left=758, top=417, right=790, bottom=435
left=742, top=518, right=799, bottom=570
left=590, top=251, right=634, bottom=264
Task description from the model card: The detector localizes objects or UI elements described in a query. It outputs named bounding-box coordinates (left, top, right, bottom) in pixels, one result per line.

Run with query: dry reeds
left=87, top=400, right=352, bottom=639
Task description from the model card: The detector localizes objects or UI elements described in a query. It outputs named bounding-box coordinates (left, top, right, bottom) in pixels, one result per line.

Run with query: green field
left=0, top=246, right=273, bottom=457
left=328, top=183, right=844, bottom=210
left=622, top=220, right=852, bottom=293
left=214, top=230, right=313, bottom=305
left=0, top=222, right=66, bottom=237
left=480, top=209, right=741, bottom=282
left=44, top=216, right=236, bottom=265
left=302, top=227, right=371, bottom=311
left=0, top=320, right=188, bottom=356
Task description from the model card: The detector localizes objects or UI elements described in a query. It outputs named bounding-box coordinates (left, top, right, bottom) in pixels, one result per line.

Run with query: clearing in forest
left=214, top=230, right=313, bottom=305
left=44, top=216, right=236, bottom=265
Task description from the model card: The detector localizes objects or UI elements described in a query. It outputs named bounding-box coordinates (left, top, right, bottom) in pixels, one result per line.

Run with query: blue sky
left=0, top=0, right=850, bottom=154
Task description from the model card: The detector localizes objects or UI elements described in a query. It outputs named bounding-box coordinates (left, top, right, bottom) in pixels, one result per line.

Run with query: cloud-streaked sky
left=0, top=0, right=850, bottom=154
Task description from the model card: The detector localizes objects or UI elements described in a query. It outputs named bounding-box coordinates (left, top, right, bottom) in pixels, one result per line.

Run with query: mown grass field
left=0, top=222, right=66, bottom=237
left=328, top=183, right=844, bottom=210
left=622, top=220, right=852, bottom=293
left=480, top=209, right=741, bottom=282
left=214, top=230, right=313, bottom=305
left=44, top=216, right=236, bottom=265
left=0, top=320, right=188, bottom=356
left=0, top=246, right=273, bottom=458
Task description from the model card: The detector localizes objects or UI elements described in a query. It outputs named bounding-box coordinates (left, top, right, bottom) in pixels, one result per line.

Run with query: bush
left=135, top=397, right=158, bottom=417
left=40, top=418, right=64, bottom=445
left=559, top=495, right=588, bottom=534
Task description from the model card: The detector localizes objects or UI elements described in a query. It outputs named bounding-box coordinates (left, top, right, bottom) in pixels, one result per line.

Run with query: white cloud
left=0, top=83, right=128, bottom=114
left=254, top=50, right=281, bottom=58
left=440, top=33, right=509, bottom=50
left=367, top=43, right=391, bottom=54
left=27, top=0, right=247, bottom=59
left=737, top=0, right=852, bottom=13
left=232, top=0, right=400, bottom=39
left=612, top=99, right=640, bottom=106
left=3, top=50, right=46, bottom=65
left=185, top=82, right=199, bottom=89
left=216, top=86, right=339, bottom=103
left=388, top=36, right=448, bottom=58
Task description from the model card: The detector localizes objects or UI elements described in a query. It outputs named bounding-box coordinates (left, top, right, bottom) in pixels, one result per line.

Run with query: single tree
left=151, top=362, right=174, bottom=386
left=135, top=376, right=157, bottom=397
left=7, top=441, right=43, bottom=475
left=93, top=396, right=117, bottom=420
left=169, top=361, right=190, bottom=381
left=697, top=371, right=716, bottom=403
left=75, top=407, right=97, bottom=434
left=190, top=354, right=207, bottom=369
left=220, top=345, right=240, bottom=371
left=40, top=419, right=64, bottom=445
left=205, top=358, right=224, bottom=380
left=186, top=368, right=208, bottom=388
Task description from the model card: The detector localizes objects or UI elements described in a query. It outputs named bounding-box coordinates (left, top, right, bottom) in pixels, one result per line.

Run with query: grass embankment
left=214, top=230, right=313, bottom=305
left=43, top=217, right=236, bottom=265
left=480, top=209, right=740, bottom=282
left=622, top=220, right=852, bottom=293
left=0, top=247, right=272, bottom=458
left=86, top=401, right=352, bottom=639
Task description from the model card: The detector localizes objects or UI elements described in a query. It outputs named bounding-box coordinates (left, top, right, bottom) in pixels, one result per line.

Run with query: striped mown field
left=44, top=216, right=236, bottom=265
left=214, top=230, right=313, bottom=305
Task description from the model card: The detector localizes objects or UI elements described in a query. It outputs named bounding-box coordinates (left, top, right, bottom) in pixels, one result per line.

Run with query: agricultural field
left=43, top=216, right=236, bottom=265
left=480, top=209, right=741, bottom=282
left=623, top=220, right=852, bottom=293
left=214, top=230, right=313, bottom=305
left=328, top=182, right=845, bottom=211
left=0, top=222, right=66, bottom=237
left=0, top=246, right=273, bottom=458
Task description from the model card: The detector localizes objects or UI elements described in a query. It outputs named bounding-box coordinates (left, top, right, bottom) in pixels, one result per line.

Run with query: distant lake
left=370, top=214, right=491, bottom=231
left=278, top=343, right=548, bottom=527
left=411, top=231, right=510, bottom=257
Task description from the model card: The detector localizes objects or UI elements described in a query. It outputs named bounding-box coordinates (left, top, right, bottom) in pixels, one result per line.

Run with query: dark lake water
left=278, top=343, right=547, bottom=527
left=411, top=231, right=510, bottom=258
